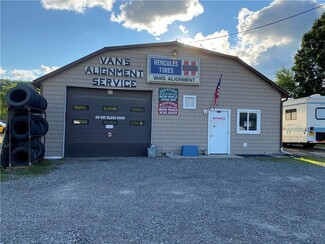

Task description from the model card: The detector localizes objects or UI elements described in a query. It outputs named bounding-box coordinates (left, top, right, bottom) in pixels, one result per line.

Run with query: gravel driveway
left=283, top=145, right=325, bottom=158
left=1, top=157, right=325, bottom=243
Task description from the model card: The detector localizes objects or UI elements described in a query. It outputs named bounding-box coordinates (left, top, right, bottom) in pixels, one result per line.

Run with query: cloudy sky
left=1, top=0, right=324, bottom=81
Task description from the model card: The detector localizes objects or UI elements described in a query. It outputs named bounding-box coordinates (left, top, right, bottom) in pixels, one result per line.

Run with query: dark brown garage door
left=65, top=87, right=152, bottom=157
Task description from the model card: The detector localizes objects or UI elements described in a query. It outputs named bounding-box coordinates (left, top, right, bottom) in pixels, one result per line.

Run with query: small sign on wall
left=158, top=88, right=178, bottom=115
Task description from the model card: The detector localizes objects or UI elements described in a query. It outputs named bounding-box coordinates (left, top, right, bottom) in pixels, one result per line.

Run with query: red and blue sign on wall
left=147, top=55, right=200, bottom=85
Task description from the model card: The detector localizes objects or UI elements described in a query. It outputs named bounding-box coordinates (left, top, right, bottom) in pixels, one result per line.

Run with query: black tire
left=5, top=85, right=39, bottom=109
left=38, top=96, right=48, bottom=111
left=11, top=115, right=36, bottom=140
left=0, top=147, right=10, bottom=167
left=33, top=140, right=45, bottom=160
left=38, top=118, right=49, bottom=135
left=31, top=115, right=49, bottom=136
left=11, top=146, right=36, bottom=166
left=31, top=114, right=42, bottom=122
left=15, top=140, right=45, bottom=160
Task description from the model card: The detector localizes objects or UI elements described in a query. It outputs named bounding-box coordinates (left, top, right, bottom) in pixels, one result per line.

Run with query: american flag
left=212, top=74, right=222, bottom=107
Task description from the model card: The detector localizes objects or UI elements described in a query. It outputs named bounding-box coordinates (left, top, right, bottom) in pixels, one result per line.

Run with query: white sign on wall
left=147, top=55, right=200, bottom=85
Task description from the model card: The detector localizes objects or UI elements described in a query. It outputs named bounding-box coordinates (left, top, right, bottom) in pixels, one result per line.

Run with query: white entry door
left=208, top=110, right=230, bottom=154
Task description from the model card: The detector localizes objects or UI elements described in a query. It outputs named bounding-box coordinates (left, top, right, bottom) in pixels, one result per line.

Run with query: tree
left=293, top=12, right=325, bottom=97
left=275, top=67, right=296, bottom=98
left=0, top=79, right=27, bottom=121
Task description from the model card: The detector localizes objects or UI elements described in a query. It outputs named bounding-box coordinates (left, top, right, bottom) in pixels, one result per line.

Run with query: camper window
left=285, top=109, right=297, bottom=120
left=315, top=108, right=325, bottom=120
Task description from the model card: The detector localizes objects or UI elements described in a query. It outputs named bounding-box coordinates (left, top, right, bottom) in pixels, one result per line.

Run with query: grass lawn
left=294, top=156, right=325, bottom=167
left=258, top=155, right=325, bottom=167
left=316, top=144, right=325, bottom=149
left=0, top=159, right=61, bottom=181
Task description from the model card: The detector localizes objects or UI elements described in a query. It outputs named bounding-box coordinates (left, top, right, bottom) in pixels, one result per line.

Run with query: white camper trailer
left=282, top=94, right=325, bottom=147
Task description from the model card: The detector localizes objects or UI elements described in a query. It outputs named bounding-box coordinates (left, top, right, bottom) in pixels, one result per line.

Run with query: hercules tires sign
left=147, top=55, right=200, bottom=85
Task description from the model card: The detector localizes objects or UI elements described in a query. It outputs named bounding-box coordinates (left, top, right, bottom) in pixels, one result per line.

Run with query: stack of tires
left=0, top=84, right=48, bottom=167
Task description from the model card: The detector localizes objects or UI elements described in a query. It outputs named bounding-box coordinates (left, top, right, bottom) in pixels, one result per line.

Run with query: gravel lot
left=1, top=157, right=325, bottom=243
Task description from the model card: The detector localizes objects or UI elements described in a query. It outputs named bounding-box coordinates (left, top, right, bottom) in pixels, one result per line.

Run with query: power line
left=189, top=3, right=325, bottom=43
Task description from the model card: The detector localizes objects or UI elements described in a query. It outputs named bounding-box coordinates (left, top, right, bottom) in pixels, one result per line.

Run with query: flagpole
left=209, top=97, right=214, bottom=110
left=209, top=73, right=223, bottom=110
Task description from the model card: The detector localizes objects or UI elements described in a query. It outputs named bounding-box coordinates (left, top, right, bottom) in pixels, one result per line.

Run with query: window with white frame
left=237, top=109, right=261, bottom=134
left=183, top=95, right=196, bottom=109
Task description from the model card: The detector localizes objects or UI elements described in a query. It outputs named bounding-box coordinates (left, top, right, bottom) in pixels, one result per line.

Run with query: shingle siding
left=37, top=43, right=282, bottom=157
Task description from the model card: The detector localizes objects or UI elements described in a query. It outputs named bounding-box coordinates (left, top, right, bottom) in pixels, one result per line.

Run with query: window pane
left=73, top=105, right=88, bottom=110
left=130, top=121, right=145, bottom=126
left=237, top=109, right=261, bottom=134
left=130, top=107, right=145, bottom=112
left=102, top=106, right=118, bottom=111
left=291, top=109, right=297, bottom=120
left=285, top=110, right=291, bottom=120
left=239, top=113, right=248, bottom=131
left=316, top=108, right=325, bottom=119
left=285, top=109, right=297, bottom=120
left=73, top=119, right=88, bottom=125
left=102, top=120, right=118, bottom=125
left=249, top=113, right=257, bottom=131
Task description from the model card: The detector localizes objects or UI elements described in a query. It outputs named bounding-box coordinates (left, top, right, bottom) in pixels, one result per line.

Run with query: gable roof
left=32, top=41, right=288, bottom=98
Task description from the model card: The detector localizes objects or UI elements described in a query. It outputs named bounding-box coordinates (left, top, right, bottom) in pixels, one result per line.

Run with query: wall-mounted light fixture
left=172, top=49, right=178, bottom=56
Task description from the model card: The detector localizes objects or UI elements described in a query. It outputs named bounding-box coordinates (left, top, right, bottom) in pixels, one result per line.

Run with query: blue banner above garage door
left=65, top=87, right=152, bottom=157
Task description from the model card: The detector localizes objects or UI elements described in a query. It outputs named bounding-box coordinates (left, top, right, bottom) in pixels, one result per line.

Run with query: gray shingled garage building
left=32, top=41, right=287, bottom=158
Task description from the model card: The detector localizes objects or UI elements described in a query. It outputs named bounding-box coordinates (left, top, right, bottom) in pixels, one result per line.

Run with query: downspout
left=280, top=95, right=289, bottom=154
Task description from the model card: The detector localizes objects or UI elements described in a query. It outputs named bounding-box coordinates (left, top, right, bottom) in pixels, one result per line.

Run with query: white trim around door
left=208, top=109, right=231, bottom=155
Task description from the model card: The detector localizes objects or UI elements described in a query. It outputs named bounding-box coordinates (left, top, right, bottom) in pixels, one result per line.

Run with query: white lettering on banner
left=95, top=115, right=126, bottom=120
left=159, top=67, right=174, bottom=73
left=153, top=59, right=179, bottom=67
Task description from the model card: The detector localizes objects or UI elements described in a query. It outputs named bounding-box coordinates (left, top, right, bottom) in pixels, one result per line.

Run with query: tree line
left=275, top=12, right=325, bottom=98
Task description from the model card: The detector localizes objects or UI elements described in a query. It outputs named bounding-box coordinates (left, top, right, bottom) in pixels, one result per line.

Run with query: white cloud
left=41, top=0, right=114, bottom=13
left=40, top=0, right=203, bottom=36
left=4, top=65, right=60, bottom=81
left=183, top=0, right=325, bottom=79
left=40, top=65, right=60, bottom=75
left=235, top=0, right=323, bottom=64
left=179, top=25, right=188, bottom=34
left=185, top=30, right=231, bottom=54
left=10, top=69, right=39, bottom=80
left=0, top=67, right=7, bottom=77
left=111, top=0, right=204, bottom=36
